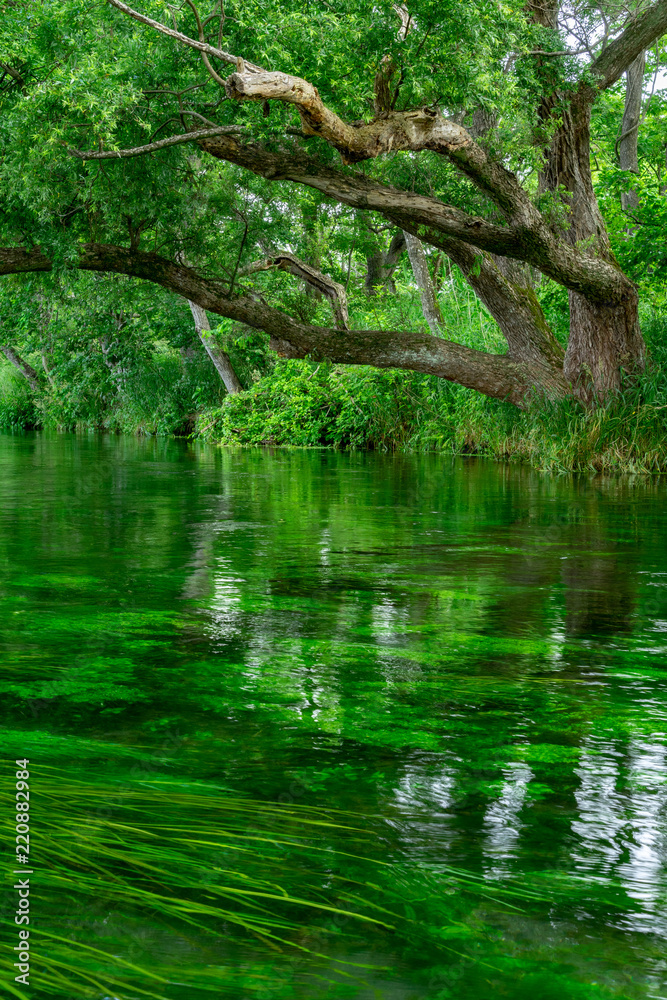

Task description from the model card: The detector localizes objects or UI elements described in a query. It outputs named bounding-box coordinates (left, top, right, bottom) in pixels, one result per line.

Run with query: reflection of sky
left=391, top=762, right=457, bottom=858
left=205, top=557, right=244, bottom=642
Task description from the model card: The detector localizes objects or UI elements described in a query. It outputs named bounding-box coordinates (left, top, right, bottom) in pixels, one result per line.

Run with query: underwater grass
left=1, top=763, right=652, bottom=1000
left=1, top=767, right=398, bottom=999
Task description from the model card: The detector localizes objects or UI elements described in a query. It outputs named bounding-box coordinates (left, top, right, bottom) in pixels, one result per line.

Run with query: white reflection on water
left=482, top=762, right=533, bottom=875
left=389, top=762, right=457, bottom=858
left=572, top=734, right=667, bottom=937
left=618, top=739, right=667, bottom=934
left=206, top=558, right=244, bottom=642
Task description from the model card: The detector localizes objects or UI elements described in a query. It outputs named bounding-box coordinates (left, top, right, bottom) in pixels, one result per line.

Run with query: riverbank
left=5, top=334, right=667, bottom=474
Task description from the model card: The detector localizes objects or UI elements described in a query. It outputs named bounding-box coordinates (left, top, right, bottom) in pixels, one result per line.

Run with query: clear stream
left=1, top=432, right=666, bottom=1000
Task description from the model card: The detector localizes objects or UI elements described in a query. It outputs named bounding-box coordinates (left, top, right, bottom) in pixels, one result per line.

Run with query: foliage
left=0, top=365, right=38, bottom=430
left=2, top=0, right=667, bottom=460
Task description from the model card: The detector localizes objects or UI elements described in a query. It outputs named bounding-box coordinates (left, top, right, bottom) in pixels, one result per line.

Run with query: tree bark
left=0, top=345, right=42, bottom=391
left=541, top=92, right=644, bottom=401
left=365, top=231, right=406, bottom=295
left=403, top=232, right=443, bottom=337
left=439, top=239, right=566, bottom=376
left=188, top=301, right=244, bottom=394
left=619, top=51, right=645, bottom=211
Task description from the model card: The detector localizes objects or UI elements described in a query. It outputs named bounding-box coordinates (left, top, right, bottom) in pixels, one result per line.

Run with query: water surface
left=1, top=433, right=666, bottom=999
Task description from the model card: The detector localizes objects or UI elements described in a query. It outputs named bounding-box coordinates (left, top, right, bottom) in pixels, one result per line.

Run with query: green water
left=1, top=433, right=667, bottom=1000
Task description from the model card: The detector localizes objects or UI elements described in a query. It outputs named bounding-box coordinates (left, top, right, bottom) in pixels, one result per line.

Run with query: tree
left=1, top=0, right=666, bottom=407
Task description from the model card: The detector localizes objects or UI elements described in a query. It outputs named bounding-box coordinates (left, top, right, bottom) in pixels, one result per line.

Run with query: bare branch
left=182, top=0, right=227, bottom=86
left=105, top=0, right=263, bottom=71
left=67, top=126, right=242, bottom=160
left=242, top=253, right=349, bottom=329
left=188, top=301, right=244, bottom=393
left=403, top=233, right=443, bottom=336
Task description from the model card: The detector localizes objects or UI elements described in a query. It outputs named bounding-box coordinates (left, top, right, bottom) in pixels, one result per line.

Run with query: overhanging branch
left=0, top=242, right=560, bottom=405
left=105, top=0, right=263, bottom=71
left=68, top=126, right=242, bottom=160
left=197, top=134, right=631, bottom=303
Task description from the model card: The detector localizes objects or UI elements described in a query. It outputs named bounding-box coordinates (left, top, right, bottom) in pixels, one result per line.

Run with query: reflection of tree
left=6, top=437, right=667, bottom=974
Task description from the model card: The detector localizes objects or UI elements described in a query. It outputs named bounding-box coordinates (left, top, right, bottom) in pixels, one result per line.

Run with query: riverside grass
left=196, top=354, right=667, bottom=473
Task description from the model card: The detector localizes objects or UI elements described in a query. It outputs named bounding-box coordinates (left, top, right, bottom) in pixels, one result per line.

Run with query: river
left=1, top=432, right=666, bottom=999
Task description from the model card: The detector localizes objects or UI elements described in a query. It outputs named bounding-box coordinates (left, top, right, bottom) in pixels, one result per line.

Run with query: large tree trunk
left=542, top=93, right=645, bottom=401
left=438, top=238, right=569, bottom=398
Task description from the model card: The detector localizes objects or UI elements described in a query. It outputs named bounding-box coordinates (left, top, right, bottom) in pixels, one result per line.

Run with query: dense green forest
left=3, top=0, right=667, bottom=469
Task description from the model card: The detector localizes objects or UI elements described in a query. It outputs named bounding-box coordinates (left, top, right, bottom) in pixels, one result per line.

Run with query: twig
left=105, top=0, right=262, bottom=71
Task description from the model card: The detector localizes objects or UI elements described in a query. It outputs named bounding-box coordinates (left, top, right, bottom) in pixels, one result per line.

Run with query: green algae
left=1, top=434, right=667, bottom=999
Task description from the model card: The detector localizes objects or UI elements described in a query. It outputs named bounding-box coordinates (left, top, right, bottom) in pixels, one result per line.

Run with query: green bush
left=0, top=364, right=40, bottom=431
left=197, top=335, right=667, bottom=473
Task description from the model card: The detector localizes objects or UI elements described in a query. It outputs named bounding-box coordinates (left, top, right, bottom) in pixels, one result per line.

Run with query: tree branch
left=67, top=126, right=242, bottom=160
left=0, top=242, right=561, bottom=405
left=104, top=0, right=540, bottom=227
left=591, top=0, right=667, bottom=89
left=403, top=233, right=443, bottom=336
left=188, top=300, right=244, bottom=393
left=197, top=134, right=632, bottom=303
left=241, top=253, right=349, bottom=329
left=223, top=67, right=539, bottom=225
left=104, top=0, right=263, bottom=71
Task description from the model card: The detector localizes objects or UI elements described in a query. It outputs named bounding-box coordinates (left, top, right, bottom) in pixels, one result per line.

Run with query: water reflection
left=2, top=436, right=667, bottom=996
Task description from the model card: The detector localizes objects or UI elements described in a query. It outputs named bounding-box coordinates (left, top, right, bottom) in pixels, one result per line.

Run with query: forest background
left=3, top=0, right=667, bottom=471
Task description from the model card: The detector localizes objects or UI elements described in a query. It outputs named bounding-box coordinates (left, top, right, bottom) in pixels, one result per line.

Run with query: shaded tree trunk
left=188, top=301, right=244, bottom=394
left=0, top=345, right=42, bottom=391
left=364, top=231, right=406, bottom=295
left=403, top=232, right=443, bottom=337
left=541, top=92, right=645, bottom=401
left=438, top=237, right=568, bottom=398
left=619, top=50, right=645, bottom=211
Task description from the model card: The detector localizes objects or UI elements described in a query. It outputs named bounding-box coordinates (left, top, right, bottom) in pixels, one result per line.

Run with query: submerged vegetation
left=2, top=439, right=667, bottom=998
